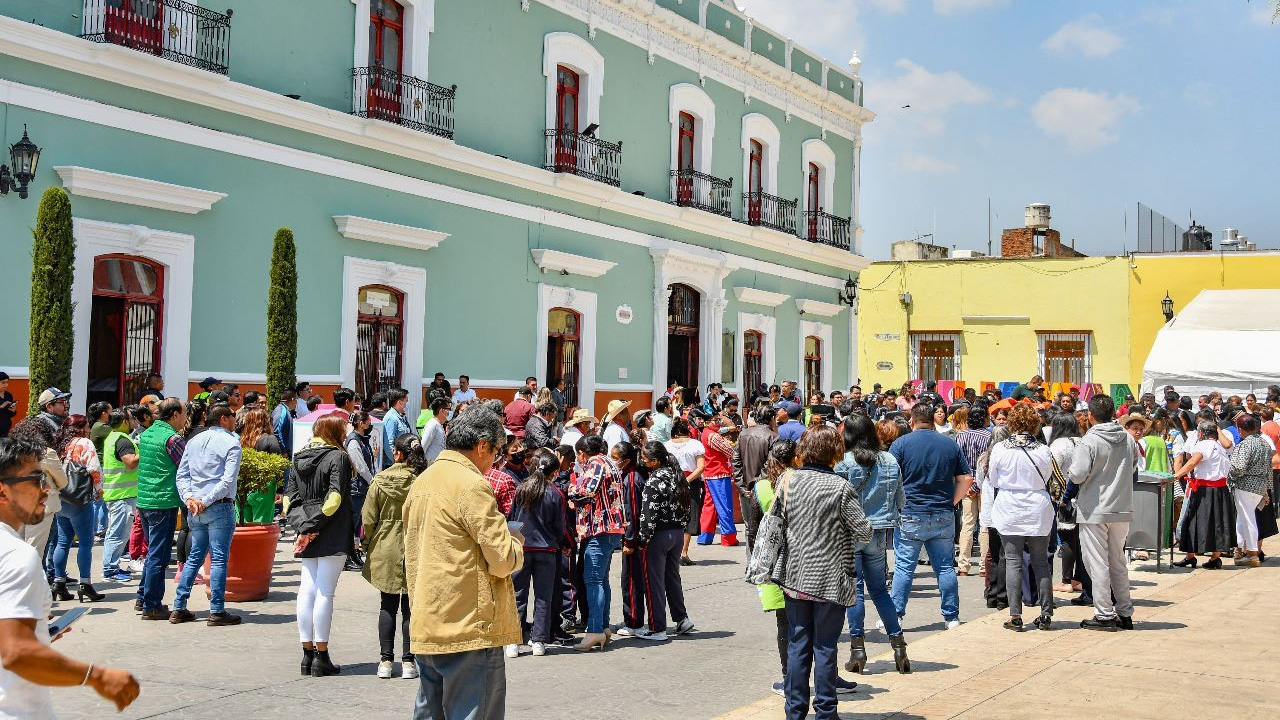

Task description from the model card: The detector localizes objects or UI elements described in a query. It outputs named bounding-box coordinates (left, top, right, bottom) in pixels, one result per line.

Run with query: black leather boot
left=301, top=648, right=315, bottom=676
left=890, top=634, right=911, bottom=674
left=310, top=649, right=342, bottom=677
left=77, top=582, right=105, bottom=603
left=844, top=636, right=867, bottom=674
left=51, top=579, right=73, bottom=601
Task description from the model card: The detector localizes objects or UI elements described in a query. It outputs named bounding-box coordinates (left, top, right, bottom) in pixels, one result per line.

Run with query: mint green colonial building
left=0, top=0, right=873, bottom=417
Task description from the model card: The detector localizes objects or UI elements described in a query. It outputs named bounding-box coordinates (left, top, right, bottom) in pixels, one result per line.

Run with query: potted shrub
left=207, top=448, right=288, bottom=601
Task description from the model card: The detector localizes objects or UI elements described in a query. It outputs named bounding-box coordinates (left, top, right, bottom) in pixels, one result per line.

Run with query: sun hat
left=566, top=408, right=598, bottom=427
left=603, top=399, right=632, bottom=423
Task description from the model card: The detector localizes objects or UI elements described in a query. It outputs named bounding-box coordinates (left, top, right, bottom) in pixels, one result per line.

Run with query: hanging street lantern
left=0, top=125, right=41, bottom=200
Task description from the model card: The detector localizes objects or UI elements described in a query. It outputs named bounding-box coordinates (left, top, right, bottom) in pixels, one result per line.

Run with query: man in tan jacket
left=404, top=405, right=523, bottom=719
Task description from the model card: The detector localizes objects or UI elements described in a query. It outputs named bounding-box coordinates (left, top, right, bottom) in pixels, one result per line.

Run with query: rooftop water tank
left=1025, top=203, right=1051, bottom=229
left=1220, top=228, right=1239, bottom=247
left=1182, top=222, right=1212, bottom=251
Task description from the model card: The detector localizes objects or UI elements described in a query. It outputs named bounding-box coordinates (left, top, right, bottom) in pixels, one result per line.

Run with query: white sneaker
left=531, top=642, right=546, bottom=656
left=376, top=660, right=394, bottom=679
left=632, top=627, right=653, bottom=639
left=945, top=620, right=962, bottom=630
left=503, top=643, right=520, bottom=658
left=638, top=631, right=668, bottom=641
left=613, top=626, right=636, bottom=637
left=875, top=620, right=885, bottom=632
left=401, top=661, right=418, bottom=679
left=674, top=618, right=696, bottom=635
left=771, top=681, right=786, bottom=697
left=128, top=559, right=144, bottom=573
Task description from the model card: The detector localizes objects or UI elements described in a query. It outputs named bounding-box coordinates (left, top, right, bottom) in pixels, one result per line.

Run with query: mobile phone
left=507, top=521, right=524, bottom=534
left=48, top=607, right=88, bottom=637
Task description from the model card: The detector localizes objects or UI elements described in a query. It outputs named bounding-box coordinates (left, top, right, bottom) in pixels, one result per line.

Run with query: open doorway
left=87, top=255, right=164, bottom=407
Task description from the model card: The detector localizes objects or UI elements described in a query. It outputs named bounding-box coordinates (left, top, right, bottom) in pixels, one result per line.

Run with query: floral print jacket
left=567, top=454, right=625, bottom=541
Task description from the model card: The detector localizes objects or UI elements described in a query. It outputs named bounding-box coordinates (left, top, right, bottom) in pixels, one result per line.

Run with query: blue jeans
left=581, top=533, right=621, bottom=634
left=52, top=502, right=96, bottom=582
left=846, top=528, right=902, bottom=637
left=94, top=499, right=108, bottom=534
left=891, top=510, right=960, bottom=622
left=137, top=508, right=178, bottom=611
left=102, top=498, right=136, bottom=575
left=174, top=502, right=236, bottom=613
left=414, top=647, right=505, bottom=720
left=784, top=597, right=844, bottom=720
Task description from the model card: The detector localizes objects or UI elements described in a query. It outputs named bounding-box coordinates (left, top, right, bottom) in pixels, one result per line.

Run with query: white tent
left=1140, top=289, right=1280, bottom=396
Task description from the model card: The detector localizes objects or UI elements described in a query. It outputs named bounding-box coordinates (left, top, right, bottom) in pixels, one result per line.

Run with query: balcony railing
left=742, top=191, right=798, bottom=235
left=544, top=129, right=623, bottom=187
left=671, top=169, right=733, bottom=217
left=353, top=66, right=456, bottom=140
left=80, top=0, right=232, bottom=76
left=802, top=208, right=852, bottom=250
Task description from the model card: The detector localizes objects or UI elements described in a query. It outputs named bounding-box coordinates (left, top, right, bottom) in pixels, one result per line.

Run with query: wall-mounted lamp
left=1161, top=292, right=1174, bottom=322
left=837, top=275, right=858, bottom=313
left=0, top=125, right=41, bottom=200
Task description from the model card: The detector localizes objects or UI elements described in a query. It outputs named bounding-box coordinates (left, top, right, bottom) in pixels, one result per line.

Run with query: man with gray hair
left=404, top=406, right=523, bottom=719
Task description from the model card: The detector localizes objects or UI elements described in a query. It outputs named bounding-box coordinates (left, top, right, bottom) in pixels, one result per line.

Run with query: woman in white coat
left=987, top=404, right=1056, bottom=632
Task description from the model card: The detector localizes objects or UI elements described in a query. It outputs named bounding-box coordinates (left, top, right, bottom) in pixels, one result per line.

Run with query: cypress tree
left=266, top=228, right=297, bottom=409
left=28, top=187, right=75, bottom=415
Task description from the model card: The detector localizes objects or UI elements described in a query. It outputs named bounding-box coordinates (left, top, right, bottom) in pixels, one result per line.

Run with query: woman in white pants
left=1229, top=414, right=1272, bottom=567
left=289, top=415, right=356, bottom=677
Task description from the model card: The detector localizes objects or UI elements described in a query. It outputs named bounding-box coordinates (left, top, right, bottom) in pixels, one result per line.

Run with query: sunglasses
left=2, top=473, right=50, bottom=490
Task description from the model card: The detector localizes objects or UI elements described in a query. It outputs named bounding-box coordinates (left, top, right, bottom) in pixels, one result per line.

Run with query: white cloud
left=873, top=59, right=992, bottom=136
left=1031, top=88, right=1140, bottom=153
left=898, top=153, right=958, bottom=173
left=1248, top=4, right=1277, bottom=26
left=739, top=0, right=869, bottom=52
left=1042, top=15, right=1124, bottom=58
left=932, top=0, right=1010, bottom=16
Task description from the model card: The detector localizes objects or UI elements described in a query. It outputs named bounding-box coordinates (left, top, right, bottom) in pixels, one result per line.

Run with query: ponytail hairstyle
left=612, top=440, right=638, bottom=474
left=393, top=433, right=427, bottom=475
left=640, top=441, right=689, bottom=508
left=514, top=448, right=560, bottom=512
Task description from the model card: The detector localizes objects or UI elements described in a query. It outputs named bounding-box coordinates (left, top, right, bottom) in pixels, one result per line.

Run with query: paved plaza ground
left=46, top=532, right=1280, bottom=719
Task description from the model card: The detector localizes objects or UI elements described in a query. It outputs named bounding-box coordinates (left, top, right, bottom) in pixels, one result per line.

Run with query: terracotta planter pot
left=200, top=522, right=281, bottom=602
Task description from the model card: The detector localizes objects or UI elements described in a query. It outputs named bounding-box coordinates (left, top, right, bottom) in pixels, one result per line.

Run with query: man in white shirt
left=0, top=437, right=139, bottom=716
left=601, top=400, right=632, bottom=455
left=560, top=409, right=597, bottom=450
left=451, top=375, right=478, bottom=407
left=421, top=396, right=450, bottom=462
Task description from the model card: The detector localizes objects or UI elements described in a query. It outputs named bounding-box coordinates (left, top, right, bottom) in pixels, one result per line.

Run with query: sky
left=736, top=0, right=1280, bottom=259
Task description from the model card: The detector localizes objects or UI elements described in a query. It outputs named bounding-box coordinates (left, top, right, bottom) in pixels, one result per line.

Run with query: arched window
left=355, top=284, right=404, bottom=398
left=366, top=0, right=405, bottom=120
left=667, top=284, right=701, bottom=390
left=803, top=335, right=823, bottom=397
left=88, top=255, right=165, bottom=407
left=806, top=162, right=821, bottom=239
left=547, top=307, right=581, bottom=408
left=746, top=139, right=764, bottom=223
left=743, top=330, right=763, bottom=394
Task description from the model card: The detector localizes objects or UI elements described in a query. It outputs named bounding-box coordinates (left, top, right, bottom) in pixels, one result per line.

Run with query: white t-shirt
left=561, top=427, right=585, bottom=450
left=0, top=522, right=53, bottom=719
left=664, top=438, right=706, bottom=473
left=451, top=388, right=477, bottom=405
left=1191, top=439, right=1232, bottom=479
left=602, top=422, right=629, bottom=455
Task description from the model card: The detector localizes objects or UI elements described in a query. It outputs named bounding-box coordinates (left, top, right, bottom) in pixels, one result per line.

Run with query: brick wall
left=1000, top=228, right=1084, bottom=258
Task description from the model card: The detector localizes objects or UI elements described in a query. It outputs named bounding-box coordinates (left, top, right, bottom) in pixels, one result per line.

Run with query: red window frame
left=547, top=307, right=582, bottom=409
left=667, top=284, right=701, bottom=391
left=747, top=140, right=764, bottom=224
left=90, top=254, right=165, bottom=408
left=368, top=0, right=405, bottom=119
left=807, top=162, right=821, bottom=239
left=104, top=0, right=164, bottom=56
left=677, top=112, right=696, bottom=204
left=803, top=335, right=822, bottom=397
left=554, top=65, right=581, bottom=170
left=355, top=284, right=405, bottom=399
left=743, top=330, right=763, bottom=393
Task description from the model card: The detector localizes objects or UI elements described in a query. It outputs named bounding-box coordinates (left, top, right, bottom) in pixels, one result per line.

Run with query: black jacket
left=733, top=424, right=776, bottom=498
left=507, top=484, right=568, bottom=552
left=291, top=443, right=355, bottom=558
left=620, top=469, right=646, bottom=547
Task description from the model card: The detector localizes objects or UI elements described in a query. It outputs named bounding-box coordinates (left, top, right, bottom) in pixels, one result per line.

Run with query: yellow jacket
left=403, top=450, right=524, bottom=655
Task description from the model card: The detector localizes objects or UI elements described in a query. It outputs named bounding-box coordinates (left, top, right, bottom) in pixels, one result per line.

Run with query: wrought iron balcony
left=543, top=129, right=623, bottom=187
left=671, top=169, right=733, bottom=217
left=741, top=191, right=798, bottom=235
left=802, top=208, right=852, bottom=250
left=353, top=66, right=456, bottom=140
left=80, top=0, right=232, bottom=76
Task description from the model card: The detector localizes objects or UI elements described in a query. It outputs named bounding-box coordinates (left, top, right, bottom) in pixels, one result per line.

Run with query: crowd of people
left=0, top=370, right=1276, bottom=719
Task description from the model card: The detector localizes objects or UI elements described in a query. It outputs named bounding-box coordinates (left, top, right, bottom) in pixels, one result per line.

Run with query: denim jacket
left=834, top=450, right=904, bottom=530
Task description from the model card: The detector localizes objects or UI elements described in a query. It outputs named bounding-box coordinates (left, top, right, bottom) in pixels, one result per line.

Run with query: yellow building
left=856, top=249, right=1280, bottom=397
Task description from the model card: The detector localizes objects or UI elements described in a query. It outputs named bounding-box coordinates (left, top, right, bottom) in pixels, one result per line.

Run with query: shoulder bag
left=745, top=473, right=789, bottom=585
left=60, top=460, right=96, bottom=508
left=1019, top=445, right=1076, bottom=524
left=285, top=461, right=328, bottom=535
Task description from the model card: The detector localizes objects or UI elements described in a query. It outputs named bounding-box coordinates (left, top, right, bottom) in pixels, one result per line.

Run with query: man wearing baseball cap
left=35, top=389, right=71, bottom=434
left=193, top=377, right=222, bottom=403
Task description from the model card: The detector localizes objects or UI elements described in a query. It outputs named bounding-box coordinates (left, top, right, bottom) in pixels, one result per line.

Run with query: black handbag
left=285, top=494, right=327, bottom=534
left=60, top=461, right=96, bottom=507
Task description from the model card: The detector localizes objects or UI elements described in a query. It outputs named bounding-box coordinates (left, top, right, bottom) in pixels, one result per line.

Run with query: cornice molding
left=0, top=19, right=868, bottom=276
left=733, top=286, right=790, bottom=307
left=333, top=215, right=449, bottom=251
left=54, top=165, right=225, bottom=214
left=794, top=298, right=844, bottom=317
left=530, top=248, right=617, bottom=277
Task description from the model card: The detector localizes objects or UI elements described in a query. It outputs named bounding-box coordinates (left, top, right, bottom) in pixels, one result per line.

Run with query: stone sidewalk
left=718, top=536, right=1280, bottom=720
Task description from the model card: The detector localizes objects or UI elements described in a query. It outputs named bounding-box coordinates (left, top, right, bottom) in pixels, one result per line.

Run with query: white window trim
left=669, top=83, right=717, bottom=175
left=340, top=256, right=427, bottom=419
left=535, top=284, right=598, bottom=414
left=70, top=218, right=194, bottom=415
left=798, top=320, right=834, bottom=396
left=543, top=32, right=605, bottom=131
left=801, top=138, right=837, bottom=214
left=736, top=311, right=777, bottom=396
left=741, top=113, right=780, bottom=195
left=55, top=166, right=226, bottom=214
left=351, top=0, right=434, bottom=79
left=650, top=245, right=732, bottom=405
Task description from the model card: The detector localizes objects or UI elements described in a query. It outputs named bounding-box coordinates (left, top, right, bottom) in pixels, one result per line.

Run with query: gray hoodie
left=1069, top=422, right=1138, bottom=524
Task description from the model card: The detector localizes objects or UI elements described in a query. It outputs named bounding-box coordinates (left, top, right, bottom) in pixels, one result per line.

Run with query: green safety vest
left=137, top=421, right=181, bottom=510
left=101, top=430, right=139, bottom=502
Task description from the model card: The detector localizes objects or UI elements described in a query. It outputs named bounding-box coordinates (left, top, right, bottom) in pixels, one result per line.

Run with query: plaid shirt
left=567, top=455, right=625, bottom=541
left=484, top=467, right=518, bottom=516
